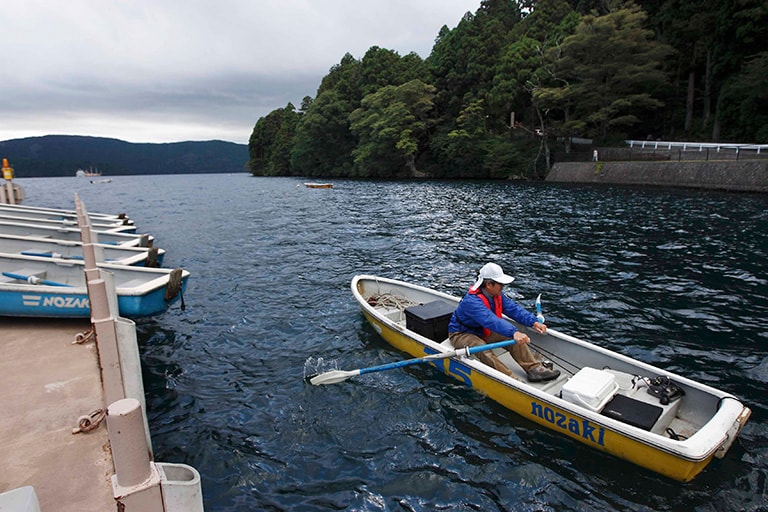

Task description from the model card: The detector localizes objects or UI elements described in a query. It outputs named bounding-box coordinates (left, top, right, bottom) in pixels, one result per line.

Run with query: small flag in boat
left=535, top=294, right=545, bottom=323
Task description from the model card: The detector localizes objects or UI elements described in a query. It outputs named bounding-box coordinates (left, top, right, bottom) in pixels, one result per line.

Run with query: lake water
left=16, top=174, right=768, bottom=511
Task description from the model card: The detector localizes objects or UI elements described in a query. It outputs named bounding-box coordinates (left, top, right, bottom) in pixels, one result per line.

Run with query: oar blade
left=309, top=369, right=359, bottom=386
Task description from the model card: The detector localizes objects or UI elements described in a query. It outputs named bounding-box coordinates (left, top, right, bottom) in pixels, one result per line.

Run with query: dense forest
left=0, top=136, right=248, bottom=177
left=248, top=0, right=768, bottom=180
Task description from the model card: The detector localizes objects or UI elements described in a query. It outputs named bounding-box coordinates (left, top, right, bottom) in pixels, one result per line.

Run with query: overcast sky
left=0, top=1, right=479, bottom=145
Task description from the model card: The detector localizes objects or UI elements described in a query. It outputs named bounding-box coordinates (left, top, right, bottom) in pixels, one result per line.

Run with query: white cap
left=470, top=262, right=515, bottom=291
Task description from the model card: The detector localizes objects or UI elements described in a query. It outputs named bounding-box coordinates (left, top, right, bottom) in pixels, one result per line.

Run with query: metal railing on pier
left=554, top=140, right=768, bottom=163
left=624, top=140, right=768, bottom=162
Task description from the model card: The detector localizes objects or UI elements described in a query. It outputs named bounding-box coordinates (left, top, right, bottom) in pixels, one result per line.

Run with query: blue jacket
left=448, top=289, right=537, bottom=339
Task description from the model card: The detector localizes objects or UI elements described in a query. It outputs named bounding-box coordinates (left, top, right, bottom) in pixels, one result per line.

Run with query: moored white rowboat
left=0, top=219, right=153, bottom=247
left=0, top=211, right=135, bottom=232
left=0, top=233, right=164, bottom=267
left=0, top=252, right=188, bottom=317
left=0, top=203, right=132, bottom=224
left=345, top=275, right=751, bottom=482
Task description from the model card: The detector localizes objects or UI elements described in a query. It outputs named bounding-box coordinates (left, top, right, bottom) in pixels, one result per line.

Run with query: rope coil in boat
left=366, top=293, right=418, bottom=310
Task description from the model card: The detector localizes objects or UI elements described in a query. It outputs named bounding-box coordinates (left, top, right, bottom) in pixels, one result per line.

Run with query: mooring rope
left=72, top=328, right=96, bottom=345
left=71, top=408, right=106, bottom=434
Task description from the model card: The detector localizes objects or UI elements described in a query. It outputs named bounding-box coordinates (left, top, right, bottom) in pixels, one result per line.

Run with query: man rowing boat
left=448, top=263, right=560, bottom=382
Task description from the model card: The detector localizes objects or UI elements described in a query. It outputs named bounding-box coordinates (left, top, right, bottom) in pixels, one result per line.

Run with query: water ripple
left=17, top=175, right=768, bottom=511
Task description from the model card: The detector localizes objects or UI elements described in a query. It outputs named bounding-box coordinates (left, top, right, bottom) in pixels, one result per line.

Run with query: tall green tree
left=716, top=52, right=768, bottom=143
left=647, top=0, right=767, bottom=141
left=491, top=0, right=581, bottom=170
left=247, top=103, right=298, bottom=176
left=541, top=3, right=673, bottom=141
left=291, top=53, right=362, bottom=176
left=292, top=48, right=431, bottom=176
left=428, top=0, right=522, bottom=125
left=349, top=80, right=436, bottom=178
left=359, top=47, right=428, bottom=97
left=290, top=91, right=356, bottom=176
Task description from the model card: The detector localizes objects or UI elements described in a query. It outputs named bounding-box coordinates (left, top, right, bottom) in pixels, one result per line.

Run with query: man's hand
left=513, top=331, right=530, bottom=344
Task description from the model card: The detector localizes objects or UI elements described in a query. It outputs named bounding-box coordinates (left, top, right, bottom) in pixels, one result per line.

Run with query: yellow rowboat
left=304, top=182, right=333, bottom=189
left=339, top=274, right=751, bottom=482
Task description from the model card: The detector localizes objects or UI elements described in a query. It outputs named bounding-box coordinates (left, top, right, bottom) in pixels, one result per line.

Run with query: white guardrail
left=626, top=140, right=768, bottom=154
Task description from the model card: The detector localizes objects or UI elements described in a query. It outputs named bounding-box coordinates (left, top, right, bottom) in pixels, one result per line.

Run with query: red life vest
left=469, top=288, right=503, bottom=339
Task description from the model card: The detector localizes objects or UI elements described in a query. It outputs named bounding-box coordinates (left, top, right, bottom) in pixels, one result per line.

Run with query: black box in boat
left=601, top=394, right=663, bottom=431
left=405, top=301, right=455, bottom=342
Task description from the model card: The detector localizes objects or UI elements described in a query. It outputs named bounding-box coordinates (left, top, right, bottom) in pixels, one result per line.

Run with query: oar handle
left=2, top=271, right=71, bottom=287
left=466, top=338, right=517, bottom=355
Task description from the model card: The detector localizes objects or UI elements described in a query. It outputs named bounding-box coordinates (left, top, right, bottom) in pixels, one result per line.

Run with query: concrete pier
left=0, top=318, right=115, bottom=511
left=546, top=160, right=768, bottom=192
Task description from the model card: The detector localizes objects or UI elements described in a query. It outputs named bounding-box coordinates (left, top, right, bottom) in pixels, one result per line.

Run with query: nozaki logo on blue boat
left=530, top=401, right=606, bottom=446
left=22, top=295, right=89, bottom=309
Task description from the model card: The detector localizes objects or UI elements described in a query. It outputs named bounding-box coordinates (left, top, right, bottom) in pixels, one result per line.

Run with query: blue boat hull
left=0, top=276, right=188, bottom=318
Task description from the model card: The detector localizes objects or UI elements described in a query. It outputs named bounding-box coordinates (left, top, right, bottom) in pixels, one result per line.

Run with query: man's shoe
left=526, top=365, right=561, bottom=382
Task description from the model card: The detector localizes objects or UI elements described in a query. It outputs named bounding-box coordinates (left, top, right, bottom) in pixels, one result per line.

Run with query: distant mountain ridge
left=0, top=135, right=248, bottom=177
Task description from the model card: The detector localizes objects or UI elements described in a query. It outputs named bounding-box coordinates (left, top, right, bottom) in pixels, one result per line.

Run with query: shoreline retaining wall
left=546, top=160, right=768, bottom=193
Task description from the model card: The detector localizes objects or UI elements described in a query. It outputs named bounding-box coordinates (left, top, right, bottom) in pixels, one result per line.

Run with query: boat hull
left=0, top=253, right=188, bottom=317
left=352, top=275, right=751, bottom=482
left=0, top=282, right=186, bottom=317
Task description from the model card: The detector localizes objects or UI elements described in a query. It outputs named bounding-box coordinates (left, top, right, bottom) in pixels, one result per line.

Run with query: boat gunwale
left=0, top=203, right=129, bottom=221
left=0, top=233, right=164, bottom=266
left=351, top=274, right=749, bottom=465
left=0, top=219, right=152, bottom=246
left=0, top=213, right=133, bottom=230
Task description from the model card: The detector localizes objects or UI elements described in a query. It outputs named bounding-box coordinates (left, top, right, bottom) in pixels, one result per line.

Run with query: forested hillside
left=0, top=135, right=248, bottom=177
left=248, top=0, right=767, bottom=180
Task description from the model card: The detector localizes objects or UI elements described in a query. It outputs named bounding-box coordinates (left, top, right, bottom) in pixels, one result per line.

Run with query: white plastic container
left=0, top=486, right=41, bottom=512
left=561, top=367, right=619, bottom=412
left=157, top=462, right=204, bottom=512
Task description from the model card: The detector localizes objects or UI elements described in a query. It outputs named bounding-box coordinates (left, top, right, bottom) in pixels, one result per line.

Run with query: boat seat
left=380, top=308, right=404, bottom=322
left=117, top=279, right=147, bottom=289
left=604, top=369, right=684, bottom=435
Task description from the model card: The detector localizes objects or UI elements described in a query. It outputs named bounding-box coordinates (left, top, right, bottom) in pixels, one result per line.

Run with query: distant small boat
left=0, top=252, right=188, bottom=317
left=90, top=178, right=112, bottom=184
left=75, top=167, right=102, bottom=177
left=304, top=183, right=333, bottom=189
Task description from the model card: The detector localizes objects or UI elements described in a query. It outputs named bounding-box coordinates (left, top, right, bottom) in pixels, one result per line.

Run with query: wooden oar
left=2, top=271, right=71, bottom=287
left=309, top=339, right=517, bottom=385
